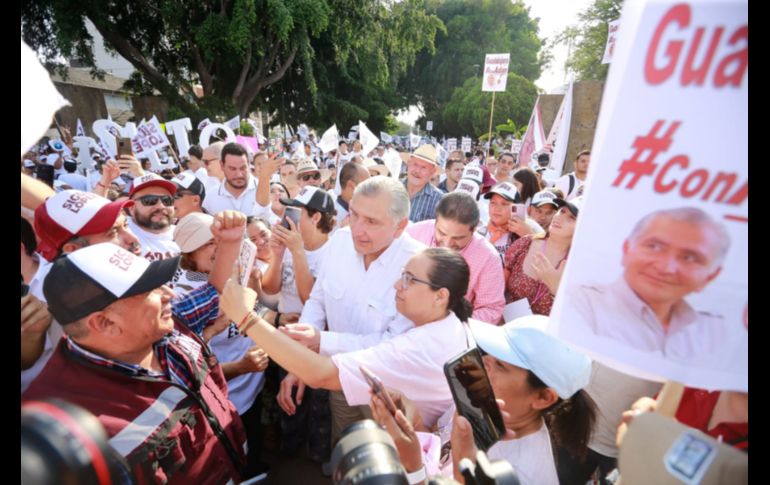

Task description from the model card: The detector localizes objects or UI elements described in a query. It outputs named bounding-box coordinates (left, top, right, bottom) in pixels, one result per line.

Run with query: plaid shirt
left=407, top=181, right=444, bottom=223
left=172, top=282, right=220, bottom=335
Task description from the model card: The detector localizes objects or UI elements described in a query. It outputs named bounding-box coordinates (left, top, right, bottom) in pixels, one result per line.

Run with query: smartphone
left=511, top=203, right=526, bottom=220
left=444, top=347, right=506, bottom=451
left=117, top=137, right=133, bottom=158
left=360, top=365, right=398, bottom=415
left=281, top=207, right=301, bottom=230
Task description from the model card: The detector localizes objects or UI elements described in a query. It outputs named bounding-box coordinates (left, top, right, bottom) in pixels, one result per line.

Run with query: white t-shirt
left=554, top=172, right=584, bottom=200
left=127, top=218, right=181, bottom=261
left=256, top=259, right=280, bottom=310
left=58, top=172, right=89, bottom=191
left=486, top=420, right=559, bottom=485
left=278, top=244, right=328, bottom=314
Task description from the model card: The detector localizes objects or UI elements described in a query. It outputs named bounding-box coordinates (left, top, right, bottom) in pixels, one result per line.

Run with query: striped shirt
left=407, top=181, right=444, bottom=223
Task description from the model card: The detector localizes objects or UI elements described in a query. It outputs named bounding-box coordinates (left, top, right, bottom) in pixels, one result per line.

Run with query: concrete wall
left=563, top=80, right=605, bottom=173
left=132, top=96, right=169, bottom=122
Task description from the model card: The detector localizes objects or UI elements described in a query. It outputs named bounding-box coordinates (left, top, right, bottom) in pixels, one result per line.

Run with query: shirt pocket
left=365, top=295, right=397, bottom=333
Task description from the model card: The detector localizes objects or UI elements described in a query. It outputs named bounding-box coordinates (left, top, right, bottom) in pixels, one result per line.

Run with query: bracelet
left=238, top=311, right=253, bottom=330
left=274, top=312, right=282, bottom=326
left=96, top=182, right=108, bottom=188
left=239, top=312, right=259, bottom=337
left=406, top=465, right=427, bottom=485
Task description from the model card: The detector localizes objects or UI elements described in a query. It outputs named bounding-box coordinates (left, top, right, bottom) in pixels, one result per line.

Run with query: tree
left=440, top=73, right=538, bottom=138
left=560, top=0, right=624, bottom=81
left=21, top=0, right=440, bottom=125
left=399, top=0, right=545, bottom=134
left=260, top=0, right=444, bottom=135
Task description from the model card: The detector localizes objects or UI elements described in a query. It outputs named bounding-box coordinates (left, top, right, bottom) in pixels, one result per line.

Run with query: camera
left=21, top=398, right=133, bottom=484
left=331, top=420, right=519, bottom=485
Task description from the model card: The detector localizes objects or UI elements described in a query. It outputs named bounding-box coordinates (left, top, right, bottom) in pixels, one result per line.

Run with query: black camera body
left=332, top=420, right=519, bottom=485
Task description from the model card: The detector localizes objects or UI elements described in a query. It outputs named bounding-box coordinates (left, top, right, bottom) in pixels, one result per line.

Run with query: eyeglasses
left=300, top=172, right=322, bottom=182
left=136, top=195, right=175, bottom=207
left=202, top=158, right=219, bottom=164
left=399, top=270, right=441, bottom=290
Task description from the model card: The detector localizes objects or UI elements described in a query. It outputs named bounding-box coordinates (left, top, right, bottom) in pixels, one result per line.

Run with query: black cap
left=280, top=186, right=336, bottom=214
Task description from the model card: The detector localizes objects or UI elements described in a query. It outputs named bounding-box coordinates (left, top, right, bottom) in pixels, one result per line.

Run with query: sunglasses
left=399, top=270, right=441, bottom=289
left=136, top=195, right=175, bottom=207
left=300, top=172, right=322, bottom=182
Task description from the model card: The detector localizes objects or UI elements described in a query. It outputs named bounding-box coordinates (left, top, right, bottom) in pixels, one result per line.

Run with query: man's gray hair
left=203, top=141, right=225, bottom=161
left=353, top=175, right=410, bottom=222
left=628, top=207, right=731, bottom=265
left=436, top=191, right=480, bottom=229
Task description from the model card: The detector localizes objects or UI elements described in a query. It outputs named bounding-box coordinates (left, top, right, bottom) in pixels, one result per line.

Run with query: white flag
left=198, top=118, right=211, bottom=130
left=21, top=40, right=70, bottom=155
left=76, top=119, right=85, bottom=137
left=226, top=115, right=241, bottom=130
left=380, top=131, right=393, bottom=143
left=447, top=138, right=457, bottom=152
left=549, top=80, right=574, bottom=175
left=318, top=124, right=339, bottom=154
left=601, top=19, right=621, bottom=64
left=358, top=120, right=379, bottom=156
left=410, top=133, right=421, bottom=149
left=297, top=124, right=310, bottom=141
left=435, top=142, right=448, bottom=168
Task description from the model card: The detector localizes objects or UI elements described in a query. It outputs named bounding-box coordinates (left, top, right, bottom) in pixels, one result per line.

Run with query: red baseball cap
left=128, top=173, right=177, bottom=198
left=34, top=190, right=134, bottom=262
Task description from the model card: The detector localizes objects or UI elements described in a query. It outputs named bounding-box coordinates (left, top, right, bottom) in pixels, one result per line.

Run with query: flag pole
left=485, top=90, right=497, bottom=161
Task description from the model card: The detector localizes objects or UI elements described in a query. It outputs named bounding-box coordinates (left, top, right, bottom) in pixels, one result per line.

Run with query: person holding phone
left=370, top=315, right=596, bottom=485
left=220, top=247, right=473, bottom=431
left=503, top=197, right=581, bottom=316
left=477, top=182, right=545, bottom=259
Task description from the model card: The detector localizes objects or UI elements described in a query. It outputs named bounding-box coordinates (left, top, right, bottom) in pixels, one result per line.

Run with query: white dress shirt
left=202, top=175, right=258, bottom=216
left=300, top=227, right=426, bottom=356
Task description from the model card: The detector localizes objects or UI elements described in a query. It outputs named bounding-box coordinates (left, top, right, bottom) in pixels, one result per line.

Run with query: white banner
left=197, top=118, right=211, bottom=131
left=550, top=0, right=747, bottom=392
left=380, top=131, right=393, bottom=143
left=461, top=137, right=472, bottom=153
left=358, top=120, right=380, bottom=156
left=447, top=138, right=457, bottom=152
left=410, top=133, right=421, bottom=149
left=482, top=53, right=511, bottom=92
left=602, top=18, right=622, bottom=64
left=548, top=80, right=574, bottom=175
left=510, top=139, right=522, bottom=154
left=225, top=115, right=241, bottom=131
left=297, top=123, right=310, bottom=141
left=318, top=124, right=339, bottom=154
left=426, top=121, right=433, bottom=131
left=21, top=40, right=70, bottom=155
left=76, top=119, right=85, bottom=137
left=132, top=117, right=171, bottom=158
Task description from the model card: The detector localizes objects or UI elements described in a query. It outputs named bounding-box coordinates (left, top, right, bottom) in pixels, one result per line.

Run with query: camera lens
left=330, top=420, right=408, bottom=485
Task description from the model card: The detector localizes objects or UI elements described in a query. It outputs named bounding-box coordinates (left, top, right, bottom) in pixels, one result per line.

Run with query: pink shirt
left=407, top=220, right=505, bottom=324
left=332, top=312, right=469, bottom=428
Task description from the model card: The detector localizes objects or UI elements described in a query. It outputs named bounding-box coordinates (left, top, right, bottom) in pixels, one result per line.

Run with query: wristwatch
left=406, top=465, right=427, bottom=485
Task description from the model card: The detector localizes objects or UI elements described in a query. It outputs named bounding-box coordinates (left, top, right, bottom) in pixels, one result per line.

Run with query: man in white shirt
left=58, top=159, right=88, bottom=191
left=555, top=150, right=590, bottom=200
left=199, top=141, right=226, bottom=191
left=333, top=162, right=370, bottom=227
left=280, top=176, right=426, bottom=442
left=126, top=173, right=181, bottom=261
left=202, top=142, right=259, bottom=216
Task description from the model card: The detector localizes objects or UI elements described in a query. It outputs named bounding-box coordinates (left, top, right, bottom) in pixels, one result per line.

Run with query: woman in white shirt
left=220, top=247, right=474, bottom=429
left=369, top=315, right=597, bottom=485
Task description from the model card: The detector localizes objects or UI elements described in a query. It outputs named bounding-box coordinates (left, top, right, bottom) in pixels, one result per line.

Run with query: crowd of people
left=20, top=128, right=747, bottom=485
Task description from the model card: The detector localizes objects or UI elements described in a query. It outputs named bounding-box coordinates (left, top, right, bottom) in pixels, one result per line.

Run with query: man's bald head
left=202, top=142, right=225, bottom=178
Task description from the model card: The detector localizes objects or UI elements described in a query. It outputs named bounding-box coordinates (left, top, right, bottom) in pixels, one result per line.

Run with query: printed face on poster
left=482, top=53, right=510, bottom=92
left=549, top=0, right=747, bottom=392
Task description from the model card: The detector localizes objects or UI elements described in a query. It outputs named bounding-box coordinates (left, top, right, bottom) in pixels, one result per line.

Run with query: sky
left=397, top=0, right=595, bottom=127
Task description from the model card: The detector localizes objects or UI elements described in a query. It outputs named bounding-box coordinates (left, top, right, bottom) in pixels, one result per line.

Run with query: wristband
left=406, top=465, right=427, bottom=485
left=274, top=312, right=282, bottom=326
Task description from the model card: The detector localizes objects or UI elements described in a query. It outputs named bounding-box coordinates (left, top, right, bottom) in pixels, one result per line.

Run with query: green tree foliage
left=400, top=0, right=545, bottom=134
left=440, top=73, right=537, bottom=138
left=561, top=0, right=624, bottom=81
left=261, top=0, right=443, bottom=135
left=21, top=0, right=440, bottom=127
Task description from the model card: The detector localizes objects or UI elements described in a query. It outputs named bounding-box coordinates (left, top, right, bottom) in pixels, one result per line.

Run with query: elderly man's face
left=407, top=157, right=436, bottom=188
left=104, top=285, right=176, bottom=349
left=622, top=216, right=723, bottom=307
left=349, top=191, right=404, bottom=257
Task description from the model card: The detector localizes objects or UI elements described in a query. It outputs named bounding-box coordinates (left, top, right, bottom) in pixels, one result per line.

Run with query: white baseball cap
left=483, top=182, right=518, bottom=203
left=469, top=315, right=592, bottom=399
left=531, top=190, right=559, bottom=208
left=454, top=178, right=480, bottom=199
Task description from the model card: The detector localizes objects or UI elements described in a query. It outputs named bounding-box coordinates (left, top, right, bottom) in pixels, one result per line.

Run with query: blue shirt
left=407, top=181, right=444, bottom=223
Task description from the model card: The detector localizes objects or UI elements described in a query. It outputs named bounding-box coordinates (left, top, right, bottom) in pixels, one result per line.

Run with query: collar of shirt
left=407, top=180, right=441, bottom=200
left=66, top=336, right=166, bottom=379
left=218, top=174, right=257, bottom=199
left=336, top=196, right=349, bottom=212
left=127, top=217, right=176, bottom=241
left=361, top=231, right=415, bottom=271
left=612, top=277, right=698, bottom=334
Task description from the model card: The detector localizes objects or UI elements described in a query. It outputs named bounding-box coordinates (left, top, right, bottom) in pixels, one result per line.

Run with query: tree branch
left=237, top=47, right=298, bottom=116
left=231, top=43, right=252, bottom=104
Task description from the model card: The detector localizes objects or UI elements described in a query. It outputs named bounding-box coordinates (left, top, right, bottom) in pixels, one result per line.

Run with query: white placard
left=131, top=117, right=171, bottom=158
left=549, top=0, right=748, bottom=392
left=602, top=18, right=622, bottom=64
left=482, top=53, right=510, bottom=92
left=447, top=138, right=457, bottom=152
left=461, top=137, right=472, bottom=153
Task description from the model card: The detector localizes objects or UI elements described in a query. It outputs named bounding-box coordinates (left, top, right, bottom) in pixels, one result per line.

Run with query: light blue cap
left=469, top=315, right=592, bottom=399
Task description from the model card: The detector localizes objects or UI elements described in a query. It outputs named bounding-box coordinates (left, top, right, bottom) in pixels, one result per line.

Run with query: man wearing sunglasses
left=127, top=173, right=181, bottom=262
left=295, top=159, right=331, bottom=189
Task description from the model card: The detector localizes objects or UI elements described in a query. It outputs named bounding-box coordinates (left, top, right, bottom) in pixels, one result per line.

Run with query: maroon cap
left=128, top=173, right=177, bottom=198
left=34, top=190, right=134, bottom=262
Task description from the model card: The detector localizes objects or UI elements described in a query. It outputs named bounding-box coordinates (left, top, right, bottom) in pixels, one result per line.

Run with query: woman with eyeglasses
left=220, top=247, right=476, bottom=429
